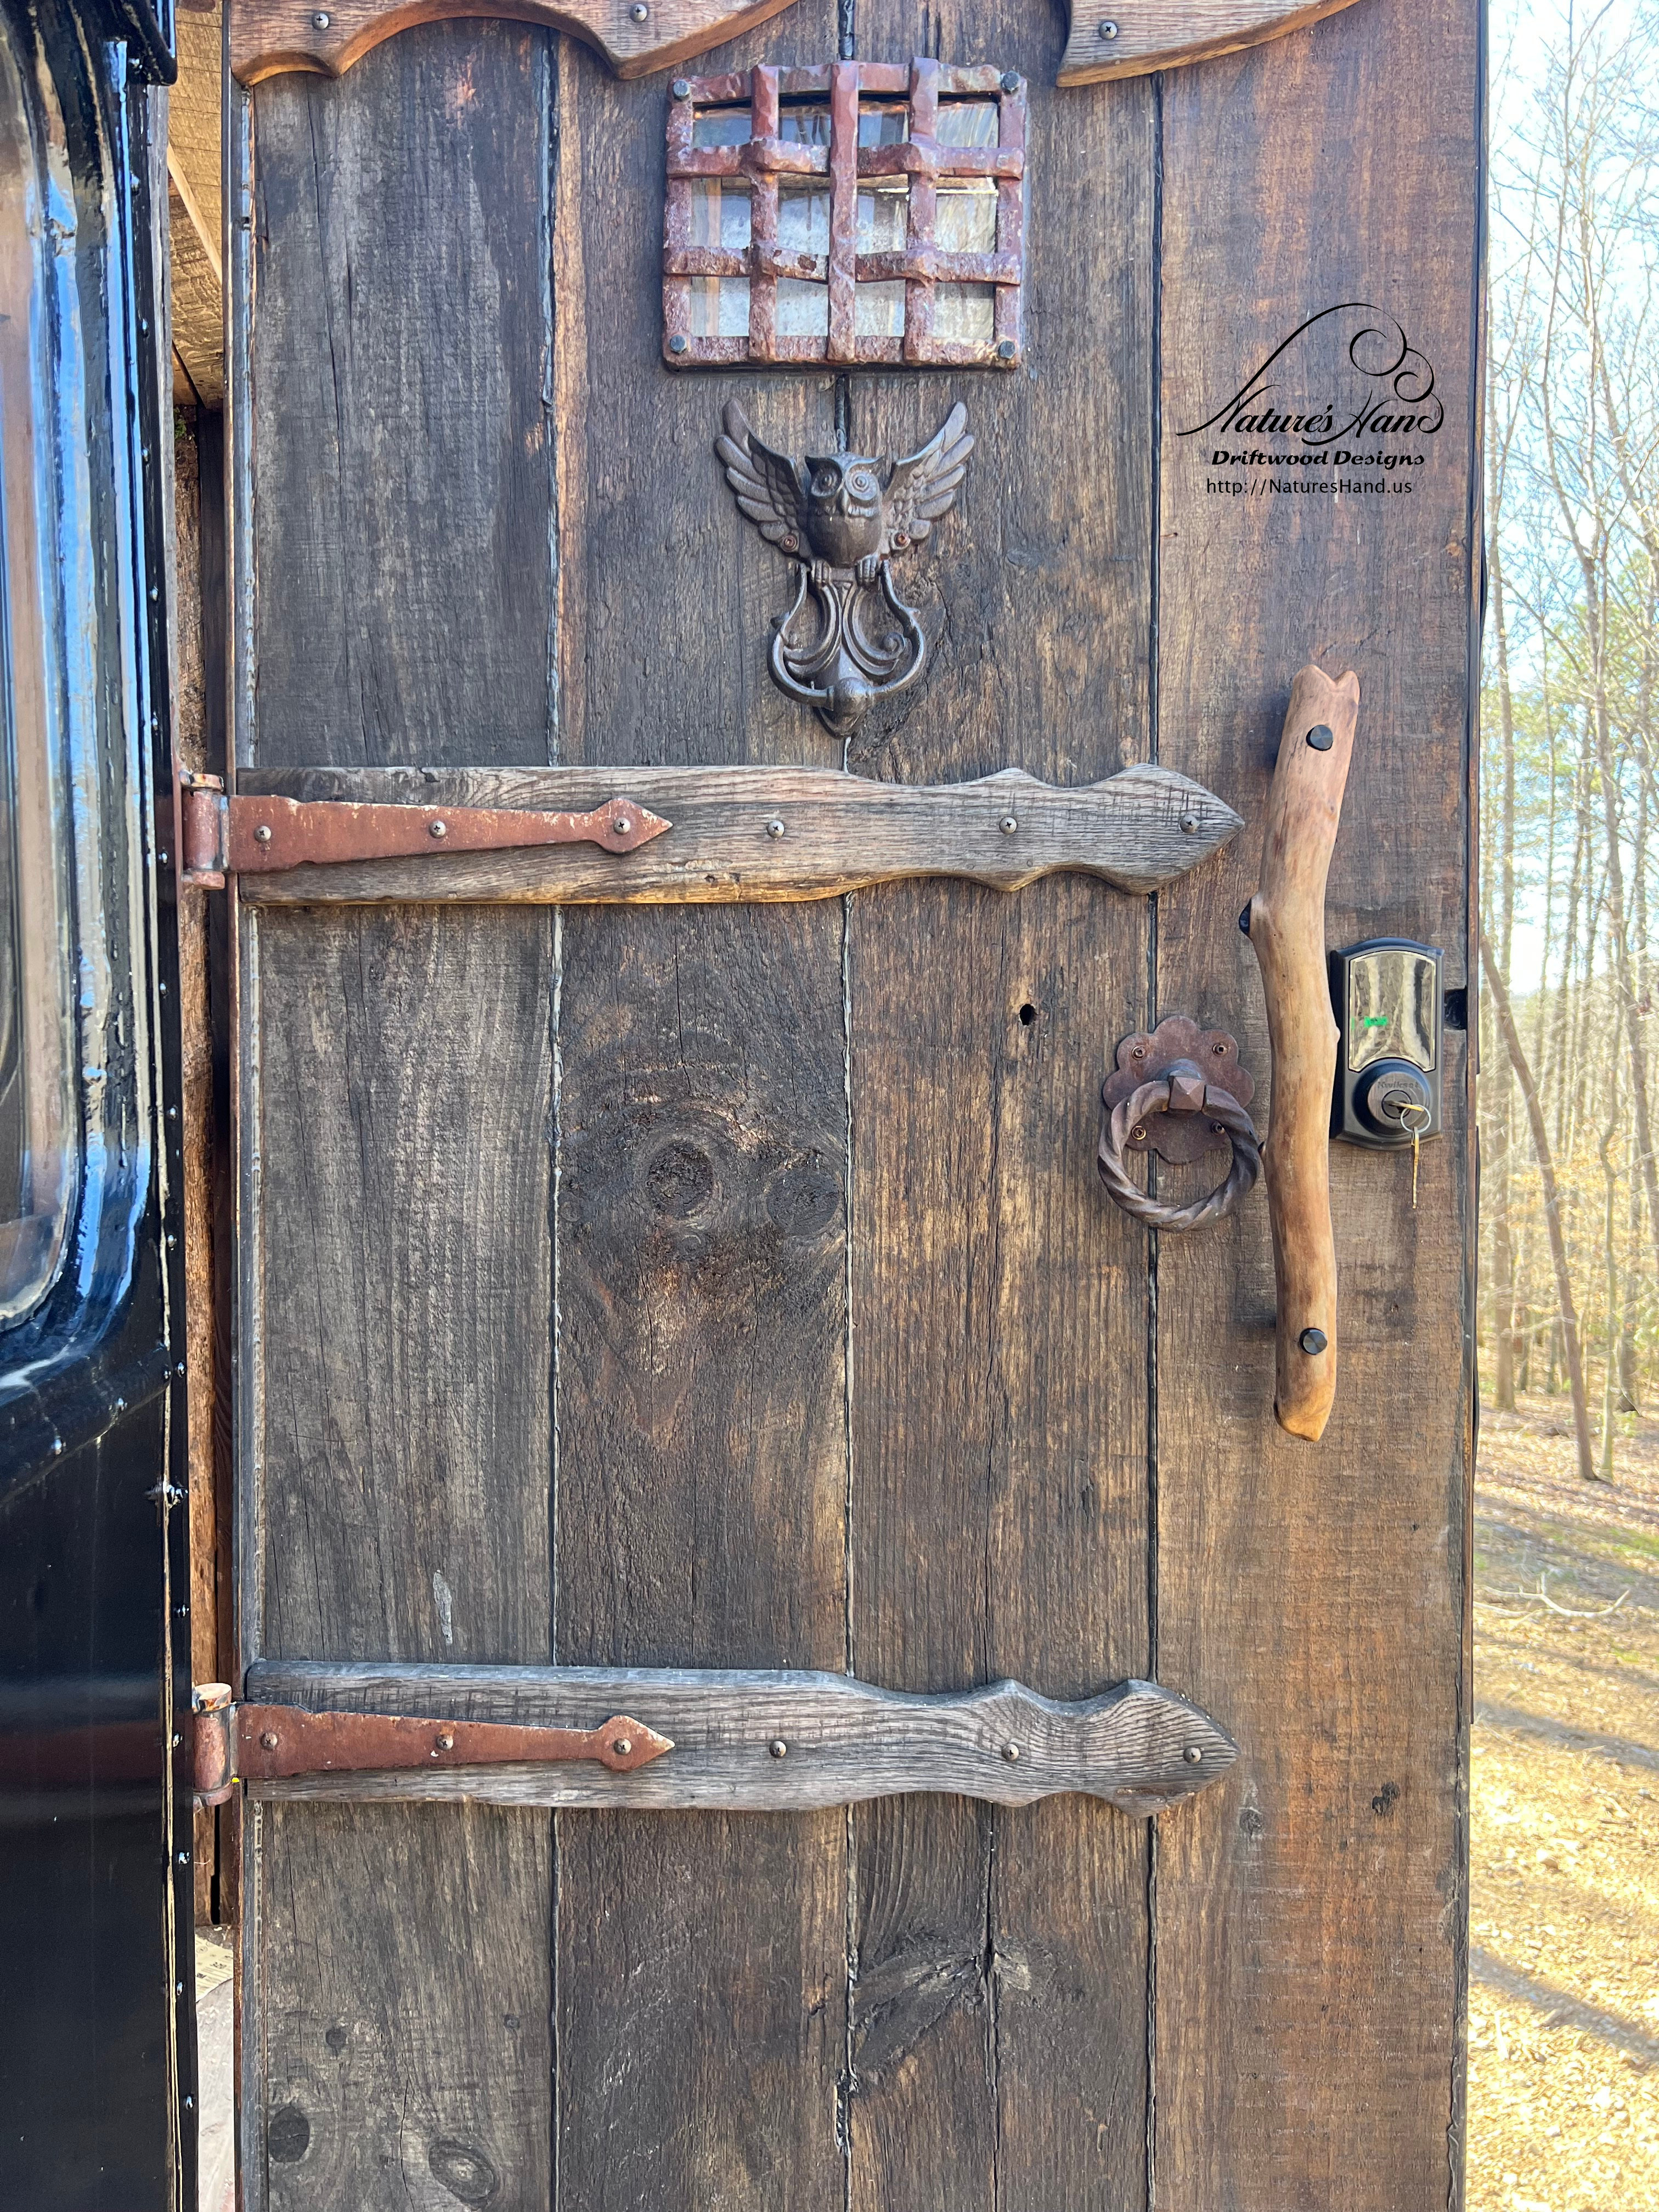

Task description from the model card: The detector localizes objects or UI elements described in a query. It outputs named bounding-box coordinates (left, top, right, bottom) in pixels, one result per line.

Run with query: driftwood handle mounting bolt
left=1240, top=664, right=1360, bottom=1441
left=1096, top=1019, right=1262, bottom=1233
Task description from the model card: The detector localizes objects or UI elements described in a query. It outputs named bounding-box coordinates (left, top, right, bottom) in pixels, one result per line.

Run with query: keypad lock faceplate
left=1329, top=938, right=1443, bottom=1148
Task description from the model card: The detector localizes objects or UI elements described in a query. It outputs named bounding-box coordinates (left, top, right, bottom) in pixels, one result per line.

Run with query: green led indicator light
left=1363, top=1016, right=1389, bottom=1028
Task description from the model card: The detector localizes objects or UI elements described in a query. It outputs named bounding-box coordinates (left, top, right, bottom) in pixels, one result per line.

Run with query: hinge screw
left=436, top=1733, right=454, bottom=1751
left=253, top=823, right=272, bottom=844
left=614, top=817, right=634, bottom=838
left=261, top=1731, right=279, bottom=1749
left=1002, top=1741, right=1020, bottom=1762
left=766, top=818, right=786, bottom=839
left=428, top=819, right=448, bottom=839
left=613, top=1737, right=634, bottom=1757
left=999, top=815, right=1018, bottom=836
left=1184, top=1745, right=1204, bottom=1764
left=769, top=1738, right=788, bottom=1758
left=1098, top=18, right=1120, bottom=37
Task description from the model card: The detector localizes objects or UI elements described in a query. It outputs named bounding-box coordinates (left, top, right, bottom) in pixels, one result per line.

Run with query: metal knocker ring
left=1096, top=1059, right=1262, bottom=1232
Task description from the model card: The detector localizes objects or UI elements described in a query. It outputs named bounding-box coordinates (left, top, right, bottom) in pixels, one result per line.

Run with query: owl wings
left=715, top=399, right=973, bottom=562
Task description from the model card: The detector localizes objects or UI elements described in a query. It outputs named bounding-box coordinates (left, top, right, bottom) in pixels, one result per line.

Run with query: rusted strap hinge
left=188, top=1683, right=673, bottom=1805
left=171, top=773, right=671, bottom=889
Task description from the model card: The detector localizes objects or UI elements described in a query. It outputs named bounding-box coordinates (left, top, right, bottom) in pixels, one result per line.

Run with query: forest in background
left=1480, top=4, right=1659, bottom=1481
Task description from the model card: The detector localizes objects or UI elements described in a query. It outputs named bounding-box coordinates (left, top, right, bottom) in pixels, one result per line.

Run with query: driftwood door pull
left=1241, top=665, right=1359, bottom=1441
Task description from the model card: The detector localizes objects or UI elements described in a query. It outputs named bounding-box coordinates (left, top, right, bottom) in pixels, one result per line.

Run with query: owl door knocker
left=716, top=400, right=973, bottom=739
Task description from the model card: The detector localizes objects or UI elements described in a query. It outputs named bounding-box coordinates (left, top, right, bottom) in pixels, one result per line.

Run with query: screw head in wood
left=671, top=78, right=692, bottom=99
left=612, top=1737, right=633, bottom=1757
left=1000, top=815, right=1018, bottom=835
left=1184, top=1745, right=1204, bottom=1764
left=1098, top=18, right=1120, bottom=37
left=253, top=823, right=272, bottom=844
left=1180, top=812, right=1198, bottom=833
left=428, top=819, right=448, bottom=838
left=630, top=2, right=648, bottom=18
left=310, top=9, right=329, bottom=24
left=767, top=818, right=786, bottom=839
left=1306, top=723, right=1335, bottom=751
left=1002, top=1741, right=1020, bottom=1762
left=770, top=1738, right=788, bottom=1758
left=1299, top=1327, right=1328, bottom=1355
left=260, top=1730, right=279, bottom=1750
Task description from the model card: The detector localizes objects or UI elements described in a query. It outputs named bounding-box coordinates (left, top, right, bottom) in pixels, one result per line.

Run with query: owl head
left=799, top=452, right=889, bottom=565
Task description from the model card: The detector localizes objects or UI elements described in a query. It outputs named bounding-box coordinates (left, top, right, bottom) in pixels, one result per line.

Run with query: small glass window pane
left=856, top=180, right=907, bottom=253
left=776, top=278, right=830, bottom=337
left=778, top=101, right=832, bottom=146
left=690, top=179, right=751, bottom=251
left=935, top=282, right=996, bottom=346
left=858, top=102, right=908, bottom=146
left=936, top=100, right=999, bottom=147
left=688, top=275, right=751, bottom=337
left=692, top=106, right=752, bottom=149
left=855, top=281, right=906, bottom=338
left=935, top=179, right=998, bottom=254
left=778, top=183, right=831, bottom=258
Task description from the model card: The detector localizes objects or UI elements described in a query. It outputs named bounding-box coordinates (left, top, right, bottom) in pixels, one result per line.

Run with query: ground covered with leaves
left=1471, top=1396, right=1659, bottom=2209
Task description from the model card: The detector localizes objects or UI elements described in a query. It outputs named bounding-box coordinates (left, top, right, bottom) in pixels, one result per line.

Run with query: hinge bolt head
left=999, top=815, right=1018, bottom=836
left=1098, top=18, right=1120, bottom=37
left=1002, top=1741, right=1020, bottom=1762
left=668, top=335, right=689, bottom=354
left=997, top=340, right=1017, bottom=360
left=672, top=78, right=692, bottom=100
left=1299, top=1327, right=1328, bottom=1356
left=1000, top=70, right=1020, bottom=92
left=1184, top=1745, right=1204, bottom=1764
left=253, top=824, right=272, bottom=844
left=770, top=1738, right=788, bottom=1758
left=261, top=1731, right=279, bottom=1749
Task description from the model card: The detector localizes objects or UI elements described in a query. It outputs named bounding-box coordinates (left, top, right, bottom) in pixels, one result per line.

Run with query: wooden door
left=221, top=2, right=1481, bottom=2205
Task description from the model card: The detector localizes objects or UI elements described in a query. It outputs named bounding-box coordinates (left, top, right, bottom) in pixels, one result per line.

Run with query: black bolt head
left=1299, top=1327, right=1328, bottom=1356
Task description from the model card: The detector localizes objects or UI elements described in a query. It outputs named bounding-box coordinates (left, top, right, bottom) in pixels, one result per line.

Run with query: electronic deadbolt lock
left=1330, top=938, right=1442, bottom=1148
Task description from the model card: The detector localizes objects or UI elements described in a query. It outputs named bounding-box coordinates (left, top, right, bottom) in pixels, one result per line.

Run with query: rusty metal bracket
left=1096, top=1017, right=1262, bottom=1233
left=171, top=772, right=671, bottom=891
left=189, top=1683, right=672, bottom=1805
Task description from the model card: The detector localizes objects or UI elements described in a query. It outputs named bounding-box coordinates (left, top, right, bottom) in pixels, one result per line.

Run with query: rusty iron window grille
left=663, top=57, right=1026, bottom=369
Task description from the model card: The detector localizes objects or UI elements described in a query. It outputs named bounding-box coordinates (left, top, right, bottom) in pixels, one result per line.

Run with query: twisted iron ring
left=1096, top=1060, right=1262, bottom=1231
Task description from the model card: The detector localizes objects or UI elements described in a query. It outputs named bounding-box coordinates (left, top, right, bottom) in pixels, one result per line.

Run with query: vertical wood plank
left=249, top=25, right=556, bottom=769
left=1150, top=1, right=1479, bottom=2202
left=242, top=29, right=561, bottom=2204
left=549, top=17, right=851, bottom=2208
left=845, top=9, right=1158, bottom=2206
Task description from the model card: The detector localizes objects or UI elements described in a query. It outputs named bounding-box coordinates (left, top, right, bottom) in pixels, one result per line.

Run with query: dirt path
left=1471, top=1395, right=1659, bottom=2209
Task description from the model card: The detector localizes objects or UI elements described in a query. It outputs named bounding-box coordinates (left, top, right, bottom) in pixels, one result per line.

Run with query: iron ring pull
left=768, top=560, right=928, bottom=733
left=1096, top=1058, right=1262, bottom=1232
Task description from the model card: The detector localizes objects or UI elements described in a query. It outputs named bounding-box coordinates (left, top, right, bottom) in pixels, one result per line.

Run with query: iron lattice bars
left=663, top=57, right=1026, bottom=369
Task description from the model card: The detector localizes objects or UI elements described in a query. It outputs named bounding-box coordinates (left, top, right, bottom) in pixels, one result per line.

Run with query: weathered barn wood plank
left=844, top=8, right=1158, bottom=2204
left=1149, top=1, right=1477, bottom=2202
left=242, top=30, right=563, bottom=2207
left=227, top=761, right=1242, bottom=902
left=248, top=24, right=556, bottom=770
left=257, top=1802, right=551, bottom=2212
left=241, top=1661, right=1239, bottom=1808
left=548, top=16, right=850, bottom=2207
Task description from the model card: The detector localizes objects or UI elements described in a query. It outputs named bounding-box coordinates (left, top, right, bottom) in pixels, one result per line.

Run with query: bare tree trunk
left=1481, top=927, right=1599, bottom=1481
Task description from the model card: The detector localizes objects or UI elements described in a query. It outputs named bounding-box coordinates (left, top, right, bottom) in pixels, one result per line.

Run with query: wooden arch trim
left=1058, top=0, right=1368, bottom=84
left=229, top=0, right=803, bottom=86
